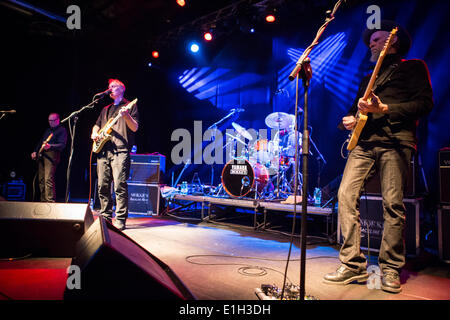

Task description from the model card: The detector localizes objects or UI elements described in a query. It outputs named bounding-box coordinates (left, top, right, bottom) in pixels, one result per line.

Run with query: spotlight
left=203, top=32, right=213, bottom=41
left=148, top=62, right=152, bottom=67
left=189, top=43, right=200, bottom=53
left=176, top=0, right=186, bottom=7
left=250, top=28, right=255, bottom=33
left=265, top=14, right=276, bottom=23
left=152, top=51, right=159, bottom=58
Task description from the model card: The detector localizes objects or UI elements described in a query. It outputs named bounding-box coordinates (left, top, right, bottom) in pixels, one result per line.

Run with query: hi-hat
left=231, top=122, right=253, bottom=140
left=265, top=112, right=294, bottom=129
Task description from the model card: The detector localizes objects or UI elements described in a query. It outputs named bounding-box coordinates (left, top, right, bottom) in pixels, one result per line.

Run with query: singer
left=91, top=79, right=139, bottom=230
left=31, top=113, right=67, bottom=202
left=323, top=21, right=433, bottom=293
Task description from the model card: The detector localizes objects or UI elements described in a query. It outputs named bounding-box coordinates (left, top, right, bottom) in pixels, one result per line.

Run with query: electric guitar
left=36, top=133, right=53, bottom=159
left=92, top=98, right=138, bottom=153
left=346, top=27, right=398, bottom=151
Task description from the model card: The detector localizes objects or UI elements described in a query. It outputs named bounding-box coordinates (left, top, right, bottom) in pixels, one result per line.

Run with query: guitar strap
left=372, top=61, right=401, bottom=93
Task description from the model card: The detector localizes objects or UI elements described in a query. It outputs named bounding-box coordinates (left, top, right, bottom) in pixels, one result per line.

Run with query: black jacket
left=342, top=53, right=434, bottom=149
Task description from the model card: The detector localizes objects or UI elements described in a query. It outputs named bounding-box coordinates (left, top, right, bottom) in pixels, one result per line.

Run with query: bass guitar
left=346, top=27, right=398, bottom=151
left=92, top=98, right=138, bottom=153
left=36, top=133, right=53, bottom=159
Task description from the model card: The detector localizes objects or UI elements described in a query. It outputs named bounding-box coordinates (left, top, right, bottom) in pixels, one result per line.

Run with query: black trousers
left=96, top=150, right=130, bottom=221
left=37, top=151, right=60, bottom=202
left=337, top=143, right=413, bottom=273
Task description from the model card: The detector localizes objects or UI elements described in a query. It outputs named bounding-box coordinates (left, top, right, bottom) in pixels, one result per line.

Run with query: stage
left=1, top=211, right=449, bottom=301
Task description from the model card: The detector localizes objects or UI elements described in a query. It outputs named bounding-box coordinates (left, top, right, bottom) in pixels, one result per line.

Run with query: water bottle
left=314, top=187, right=322, bottom=207
left=181, top=181, right=188, bottom=195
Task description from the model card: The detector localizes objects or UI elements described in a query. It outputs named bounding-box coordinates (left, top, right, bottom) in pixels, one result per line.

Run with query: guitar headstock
left=380, top=27, right=398, bottom=57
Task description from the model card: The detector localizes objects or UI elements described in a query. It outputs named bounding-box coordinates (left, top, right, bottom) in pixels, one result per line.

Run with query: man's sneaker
left=381, top=270, right=402, bottom=293
left=113, top=219, right=126, bottom=231
left=323, top=265, right=369, bottom=285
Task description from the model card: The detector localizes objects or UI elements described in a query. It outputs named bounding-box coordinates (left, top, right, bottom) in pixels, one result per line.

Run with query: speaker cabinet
left=0, top=202, right=93, bottom=257
left=128, top=183, right=162, bottom=215
left=64, top=217, right=195, bottom=300
left=438, top=205, right=450, bottom=263
left=364, top=156, right=417, bottom=196
left=439, top=148, right=450, bottom=204
left=129, top=154, right=166, bottom=184
left=338, top=196, right=421, bottom=256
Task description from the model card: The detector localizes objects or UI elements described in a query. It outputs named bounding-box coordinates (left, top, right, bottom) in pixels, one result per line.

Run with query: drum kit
left=219, top=112, right=303, bottom=199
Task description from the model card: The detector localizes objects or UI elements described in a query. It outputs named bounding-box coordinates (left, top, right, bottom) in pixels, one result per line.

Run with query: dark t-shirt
left=95, top=98, right=139, bottom=152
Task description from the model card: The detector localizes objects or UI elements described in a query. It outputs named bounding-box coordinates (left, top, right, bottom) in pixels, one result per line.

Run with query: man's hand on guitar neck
left=358, top=91, right=389, bottom=114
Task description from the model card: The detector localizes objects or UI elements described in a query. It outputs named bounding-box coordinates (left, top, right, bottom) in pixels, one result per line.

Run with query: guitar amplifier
left=128, top=183, right=162, bottom=215
left=337, top=196, right=421, bottom=256
left=364, top=155, right=417, bottom=196
left=128, top=154, right=165, bottom=184
left=438, top=205, right=450, bottom=263
left=439, top=148, right=450, bottom=204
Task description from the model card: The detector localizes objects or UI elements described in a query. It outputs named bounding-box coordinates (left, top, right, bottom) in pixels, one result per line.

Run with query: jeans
left=38, top=151, right=60, bottom=202
left=338, top=143, right=413, bottom=273
left=97, top=150, right=130, bottom=221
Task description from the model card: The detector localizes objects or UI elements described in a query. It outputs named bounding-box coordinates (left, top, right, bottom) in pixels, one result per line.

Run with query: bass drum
left=221, top=159, right=269, bottom=198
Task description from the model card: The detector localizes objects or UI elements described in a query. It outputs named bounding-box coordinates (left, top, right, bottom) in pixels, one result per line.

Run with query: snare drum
left=221, top=159, right=269, bottom=197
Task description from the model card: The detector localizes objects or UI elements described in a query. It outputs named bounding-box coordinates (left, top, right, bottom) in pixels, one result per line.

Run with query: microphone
left=0, top=110, right=16, bottom=114
left=231, top=108, right=245, bottom=113
left=93, top=89, right=111, bottom=98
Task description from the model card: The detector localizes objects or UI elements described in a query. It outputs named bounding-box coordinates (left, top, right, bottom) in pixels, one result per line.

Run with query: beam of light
left=7, top=0, right=66, bottom=22
left=278, top=33, right=347, bottom=95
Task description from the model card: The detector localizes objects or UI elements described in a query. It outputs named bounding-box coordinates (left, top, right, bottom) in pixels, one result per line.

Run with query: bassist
left=31, top=113, right=67, bottom=202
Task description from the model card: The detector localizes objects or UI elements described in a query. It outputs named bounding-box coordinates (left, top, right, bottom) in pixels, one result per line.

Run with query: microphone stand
left=61, top=96, right=103, bottom=203
left=284, top=0, right=344, bottom=301
left=206, top=109, right=239, bottom=194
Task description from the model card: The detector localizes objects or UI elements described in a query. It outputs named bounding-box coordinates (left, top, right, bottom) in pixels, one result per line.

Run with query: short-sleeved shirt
left=95, top=98, right=139, bottom=152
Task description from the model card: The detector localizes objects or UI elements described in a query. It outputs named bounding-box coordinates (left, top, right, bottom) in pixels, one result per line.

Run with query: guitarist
left=31, top=113, right=67, bottom=202
left=91, top=79, right=139, bottom=230
left=323, top=21, right=433, bottom=293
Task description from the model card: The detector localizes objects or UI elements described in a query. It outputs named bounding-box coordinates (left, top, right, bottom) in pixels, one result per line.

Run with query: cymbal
left=265, top=112, right=294, bottom=129
left=231, top=122, right=253, bottom=140
left=226, top=132, right=247, bottom=145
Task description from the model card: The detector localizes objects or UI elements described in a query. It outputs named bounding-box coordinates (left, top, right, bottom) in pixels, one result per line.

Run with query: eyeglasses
left=48, top=119, right=59, bottom=122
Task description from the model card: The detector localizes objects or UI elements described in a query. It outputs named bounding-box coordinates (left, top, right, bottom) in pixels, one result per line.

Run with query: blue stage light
left=190, top=43, right=200, bottom=53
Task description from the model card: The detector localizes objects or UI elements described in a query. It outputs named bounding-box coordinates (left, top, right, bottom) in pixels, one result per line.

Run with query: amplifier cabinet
left=439, top=149, right=450, bottom=204
left=338, top=196, right=421, bottom=256
left=438, top=205, right=450, bottom=263
left=129, top=154, right=166, bottom=184
left=128, top=183, right=162, bottom=216
left=364, top=156, right=417, bottom=196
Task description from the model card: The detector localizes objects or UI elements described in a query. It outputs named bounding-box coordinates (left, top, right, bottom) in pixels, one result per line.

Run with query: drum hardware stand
left=173, top=158, right=191, bottom=189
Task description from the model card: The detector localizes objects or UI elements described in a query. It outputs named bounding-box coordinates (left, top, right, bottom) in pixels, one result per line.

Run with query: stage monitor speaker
left=0, top=202, right=93, bottom=257
left=64, top=217, right=195, bottom=300
left=439, top=148, right=450, bottom=204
